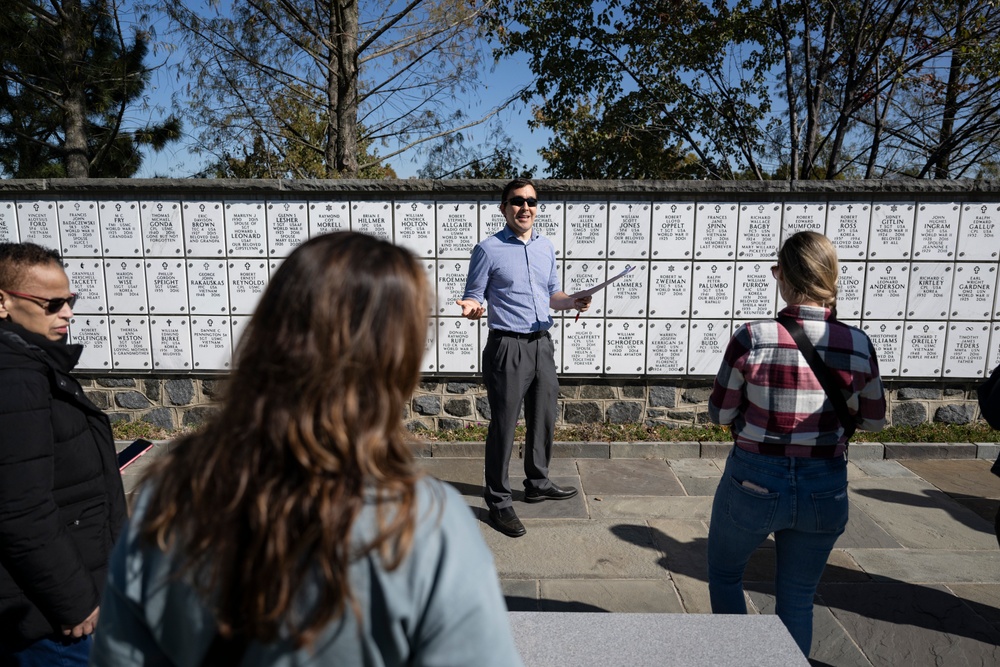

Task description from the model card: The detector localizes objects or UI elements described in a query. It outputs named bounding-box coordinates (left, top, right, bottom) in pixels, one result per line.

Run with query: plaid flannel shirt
left=708, top=305, right=886, bottom=457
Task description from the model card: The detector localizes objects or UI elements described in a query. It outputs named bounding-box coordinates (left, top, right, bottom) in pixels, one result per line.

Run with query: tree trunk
left=335, top=0, right=359, bottom=177
left=935, top=4, right=966, bottom=179
left=60, top=0, right=89, bottom=177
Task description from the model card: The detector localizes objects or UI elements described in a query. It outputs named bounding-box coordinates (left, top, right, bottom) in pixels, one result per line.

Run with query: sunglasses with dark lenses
left=4, top=290, right=78, bottom=314
left=505, top=196, right=538, bottom=207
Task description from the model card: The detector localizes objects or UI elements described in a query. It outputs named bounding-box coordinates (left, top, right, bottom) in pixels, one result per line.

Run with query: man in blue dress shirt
left=457, top=178, right=591, bottom=537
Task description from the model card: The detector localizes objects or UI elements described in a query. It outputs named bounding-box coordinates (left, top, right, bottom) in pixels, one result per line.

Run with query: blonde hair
left=778, top=231, right=839, bottom=314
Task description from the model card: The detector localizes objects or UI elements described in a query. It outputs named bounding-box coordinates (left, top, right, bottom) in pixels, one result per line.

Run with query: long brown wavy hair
left=139, top=231, right=429, bottom=646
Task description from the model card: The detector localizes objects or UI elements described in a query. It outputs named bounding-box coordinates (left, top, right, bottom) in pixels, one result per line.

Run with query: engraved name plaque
left=900, top=321, right=946, bottom=377
left=608, top=202, right=651, bottom=259
left=437, top=318, right=478, bottom=372
left=420, top=260, right=435, bottom=316
left=17, top=201, right=59, bottom=248
left=862, top=263, right=910, bottom=319
left=649, top=261, right=692, bottom=318
left=651, top=202, right=695, bottom=258
left=183, top=202, right=225, bottom=257
left=228, top=260, right=269, bottom=314
left=436, top=203, right=477, bottom=257
left=737, top=203, right=781, bottom=259
left=230, top=315, right=252, bottom=352
left=394, top=201, right=435, bottom=257
left=564, top=261, right=607, bottom=316
left=104, top=260, right=147, bottom=313
left=691, top=262, right=735, bottom=318
left=146, top=261, right=188, bottom=315
left=225, top=202, right=267, bottom=257
left=564, top=202, right=608, bottom=258
left=58, top=201, right=101, bottom=256
left=604, top=319, right=646, bottom=374
left=868, top=202, right=915, bottom=259
left=140, top=201, right=183, bottom=256
left=906, top=263, right=953, bottom=320
left=479, top=202, right=507, bottom=241
left=943, top=323, right=990, bottom=378
left=110, top=317, right=151, bottom=369
left=862, top=321, right=904, bottom=377
left=534, top=202, right=564, bottom=257
left=958, top=204, right=1000, bottom=260
left=951, top=263, right=997, bottom=319
left=645, top=320, right=688, bottom=374
left=734, top=262, right=776, bottom=318
left=190, top=317, right=232, bottom=370
left=351, top=201, right=392, bottom=242
left=912, top=203, right=959, bottom=259
left=437, top=260, right=469, bottom=315
left=150, top=317, right=192, bottom=370
left=99, top=201, right=141, bottom=255
left=694, top=203, right=738, bottom=259
left=69, top=317, right=111, bottom=370
left=837, top=262, right=866, bottom=319
left=64, top=260, right=106, bottom=314
left=827, top=203, right=871, bottom=259
left=309, top=202, right=350, bottom=236
left=187, top=261, right=229, bottom=314
left=781, top=203, right=826, bottom=239
left=688, top=320, right=732, bottom=375
left=605, top=261, right=649, bottom=317
left=267, top=201, right=308, bottom=256
left=421, top=319, right=437, bottom=373
left=561, top=319, right=604, bottom=373
left=0, top=202, right=18, bottom=242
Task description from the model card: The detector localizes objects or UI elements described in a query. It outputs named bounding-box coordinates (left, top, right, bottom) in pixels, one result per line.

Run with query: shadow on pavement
left=852, top=487, right=995, bottom=535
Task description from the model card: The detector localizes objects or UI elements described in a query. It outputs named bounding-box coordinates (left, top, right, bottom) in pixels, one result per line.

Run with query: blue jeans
left=707, top=446, right=848, bottom=656
left=0, top=635, right=90, bottom=667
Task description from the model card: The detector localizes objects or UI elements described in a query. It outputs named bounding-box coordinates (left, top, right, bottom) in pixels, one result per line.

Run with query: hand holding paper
left=570, top=264, right=635, bottom=321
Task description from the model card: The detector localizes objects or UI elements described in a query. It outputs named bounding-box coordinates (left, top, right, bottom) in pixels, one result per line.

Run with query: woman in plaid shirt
left=706, top=231, right=886, bottom=657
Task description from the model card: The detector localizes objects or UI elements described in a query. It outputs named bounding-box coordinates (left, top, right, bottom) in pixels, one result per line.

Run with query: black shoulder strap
left=776, top=315, right=856, bottom=442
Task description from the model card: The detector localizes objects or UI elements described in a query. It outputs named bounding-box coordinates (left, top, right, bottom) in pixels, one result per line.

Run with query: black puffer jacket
left=0, top=319, right=126, bottom=648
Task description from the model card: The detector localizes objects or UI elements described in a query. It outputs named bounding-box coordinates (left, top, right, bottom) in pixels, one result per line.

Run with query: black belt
left=489, top=329, right=549, bottom=341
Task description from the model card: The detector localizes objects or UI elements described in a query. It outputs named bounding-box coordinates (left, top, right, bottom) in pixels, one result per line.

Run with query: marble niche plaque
left=868, top=202, right=915, bottom=259
left=781, top=203, right=826, bottom=240
left=912, top=203, right=959, bottom=260
left=145, top=261, right=188, bottom=314
left=69, top=316, right=112, bottom=370
left=140, top=201, right=184, bottom=256
left=109, top=317, right=151, bottom=369
left=943, top=322, right=991, bottom=379
left=645, top=320, right=688, bottom=374
left=309, top=201, right=350, bottom=236
left=827, top=203, right=871, bottom=260
left=734, top=262, right=776, bottom=318
left=957, top=204, right=1000, bottom=260
left=64, top=260, right=106, bottom=314
left=862, top=262, right=910, bottom=319
left=351, top=201, right=392, bottom=242
left=150, top=317, right=192, bottom=370
left=694, top=203, right=738, bottom=259
left=549, top=320, right=564, bottom=370
left=604, top=319, right=647, bottom=374
left=419, top=260, right=436, bottom=316
left=190, top=317, right=232, bottom=370
left=225, top=202, right=267, bottom=257
left=437, top=318, right=479, bottom=372
left=990, top=324, right=1000, bottom=373
left=187, top=261, right=230, bottom=314
left=605, top=261, right=649, bottom=317
left=561, top=319, right=604, bottom=373
left=836, top=262, right=866, bottom=319
left=183, top=202, right=226, bottom=257
left=906, top=263, right=953, bottom=320
left=104, top=260, right=147, bottom=313
left=608, top=202, right=651, bottom=259
left=436, top=202, right=477, bottom=257
left=98, top=201, right=142, bottom=256
left=861, top=321, right=904, bottom=376
left=533, top=202, right=565, bottom=257
left=687, top=320, right=732, bottom=375
left=230, top=316, right=252, bottom=352
left=564, top=261, right=607, bottom=316
left=737, top=203, right=781, bottom=260
left=690, top=262, right=735, bottom=318
left=17, top=200, right=59, bottom=248
left=228, top=260, right=269, bottom=315
left=58, top=201, right=101, bottom=256
left=267, top=201, right=309, bottom=256
left=394, top=201, right=435, bottom=258
left=900, top=321, right=946, bottom=377
left=421, top=319, right=437, bottom=374
left=436, top=260, right=469, bottom=315
left=651, top=202, right=695, bottom=259
left=479, top=201, right=507, bottom=241
left=0, top=202, right=18, bottom=242
left=564, top=202, right=608, bottom=258
left=648, top=261, right=692, bottom=318
left=951, top=263, right=997, bottom=319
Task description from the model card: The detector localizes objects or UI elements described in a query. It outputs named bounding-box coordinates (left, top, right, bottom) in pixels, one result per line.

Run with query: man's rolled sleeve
left=708, top=327, right=751, bottom=425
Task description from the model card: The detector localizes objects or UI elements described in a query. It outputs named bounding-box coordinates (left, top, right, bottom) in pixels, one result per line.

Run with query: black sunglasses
left=4, top=290, right=78, bottom=314
left=504, top=196, right=538, bottom=207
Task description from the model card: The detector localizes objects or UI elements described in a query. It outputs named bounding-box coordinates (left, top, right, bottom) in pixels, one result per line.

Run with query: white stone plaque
left=436, top=202, right=477, bottom=257
left=990, top=324, right=1000, bottom=373
left=17, top=200, right=59, bottom=248
left=98, top=201, right=142, bottom=256
left=145, top=261, right=188, bottom=314
left=549, top=320, right=563, bottom=372
left=419, top=260, right=435, bottom=316
left=912, top=203, right=959, bottom=260
left=479, top=202, right=507, bottom=241
left=109, top=316, right=151, bottom=369
left=437, top=318, right=478, bottom=372
left=309, top=201, right=350, bottom=236
left=645, top=320, right=688, bottom=374
left=269, top=259, right=284, bottom=278
left=608, top=202, right=651, bottom=259
left=827, top=202, right=871, bottom=260
left=868, top=202, right=915, bottom=259
left=395, top=201, right=435, bottom=257
left=900, top=321, right=946, bottom=377
left=58, top=201, right=101, bottom=256
left=191, top=317, right=232, bottom=370
left=648, top=261, right=692, bottom=318
left=862, top=321, right=904, bottom=377
left=694, top=203, right=738, bottom=259
left=230, top=316, right=252, bottom=356
left=737, top=203, right=781, bottom=259
left=690, top=262, right=735, bottom=318
left=561, top=319, right=604, bottom=373
left=564, top=202, right=608, bottom=258
left=943, top=322, right=990, bottom=379
left=604, top=319, right=647, bottom=374
left=69, top=316, right=112, bottom=370
left=150, top=317, right=192, bottom=370
left=734, top=262, right=776, bottom=318
left=351, top=201, right=392, bottom=242
left=0, top=202, right=18, bottom=242
left=605, top=261, right=649, bottom=317
left=267, top=201, right=309, bottom=256
left=421, top=318, right=437, bottom=373
left=187, top=261, right=229, bottom=314
left=651, top=202, right=695, bottom=259
left=437, top=260, right=469, bottom=315
left=781, top=203, right=826, bottom=240
left=64, top=260, right=106, bottom=314
left=836, top=262, right=866, bottom=319
left=951, top=263, right=997, bottom=319
left=862, top=262, right=909, bottom=319
left=957, top=204, right=1000, bottom=260
left=183, top=201, right=226, bottom=257
left=534, top=202, right=564, bottom=257
left=228, top=260, right=269, bottom=315
left=564, top=261, right=608, bottom=316
left=104, top=260, right=147, bottom=313
left=687, top=320, right=732, bottom=375
left=140, top=201, right=184, bottom=256
left=906, top=263, right=953, bottom=320
left=225, top=201, right=267, bottom=257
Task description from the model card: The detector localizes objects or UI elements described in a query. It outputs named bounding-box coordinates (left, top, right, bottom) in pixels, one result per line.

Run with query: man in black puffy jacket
left=0, top=243, right=126, bottom=665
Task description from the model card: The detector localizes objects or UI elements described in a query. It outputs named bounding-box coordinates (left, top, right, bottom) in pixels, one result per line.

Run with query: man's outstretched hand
left=456, top=299, right=485, bottom=320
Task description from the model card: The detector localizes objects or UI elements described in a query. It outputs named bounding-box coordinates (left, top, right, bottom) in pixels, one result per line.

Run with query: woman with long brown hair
left=91, top=232, right=522, bottom=666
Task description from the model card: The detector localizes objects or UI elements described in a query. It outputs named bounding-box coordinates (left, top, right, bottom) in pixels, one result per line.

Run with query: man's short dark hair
left=501, top=178, right=536, bottom=204
left=0, top=243, right=63, bottom=290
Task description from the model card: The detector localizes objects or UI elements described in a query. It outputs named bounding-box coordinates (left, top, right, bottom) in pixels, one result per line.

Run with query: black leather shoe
left=488, top=507, right=526, bottom=538
left=524, top=484, right=578, bottom=503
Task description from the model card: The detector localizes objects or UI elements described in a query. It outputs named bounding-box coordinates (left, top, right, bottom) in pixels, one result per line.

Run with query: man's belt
left=489, top=329, right=549, bottom=341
